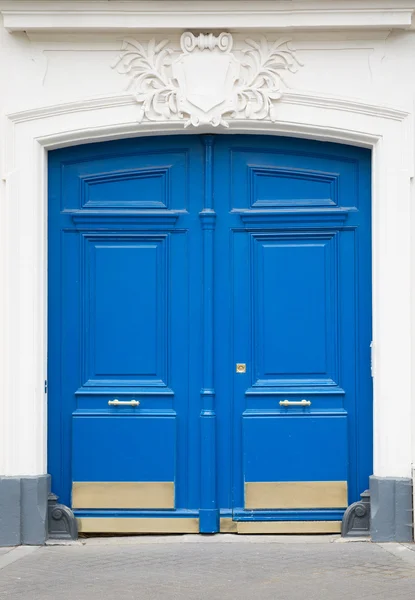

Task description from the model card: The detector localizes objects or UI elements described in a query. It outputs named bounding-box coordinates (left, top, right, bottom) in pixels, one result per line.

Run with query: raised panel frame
left=80, top=166, right=172, bottom=210
left=230, top=147, right=360, bottom=211
left=250, top=230, right=340, bottom=392
left=81, top=232, right=170, bottom=390
left=60, top=147, right=190, bottom=212
left=248, top=165, right=339, bottom=208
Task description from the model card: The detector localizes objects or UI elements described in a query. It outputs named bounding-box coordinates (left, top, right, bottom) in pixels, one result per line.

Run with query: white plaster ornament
left=112, top=32, right=303, bottom=127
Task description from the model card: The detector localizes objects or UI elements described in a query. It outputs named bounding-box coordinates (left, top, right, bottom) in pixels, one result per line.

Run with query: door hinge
left=44, top=380, right=48, bottom=394
left=370, top=341, right=374, bottom=378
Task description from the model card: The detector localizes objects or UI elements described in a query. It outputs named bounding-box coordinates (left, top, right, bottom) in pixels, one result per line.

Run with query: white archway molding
left=1, top=91, right=412, bottom=481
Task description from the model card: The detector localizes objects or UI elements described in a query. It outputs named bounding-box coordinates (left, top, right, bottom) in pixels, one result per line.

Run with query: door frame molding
left=1, top=91, right=412, bottom=486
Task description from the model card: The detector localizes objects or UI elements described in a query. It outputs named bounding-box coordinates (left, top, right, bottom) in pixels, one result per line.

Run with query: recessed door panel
left=85, top=237, right=167, bottom=385
left=252, top=233, right=338, bottom=386
left=243, top=415, right=348, bottom=483
left=83, top=168, right=170, bottom=209
left=60, top=147, right=189, bottom=211
left=230, top=146, right=359, bottom=209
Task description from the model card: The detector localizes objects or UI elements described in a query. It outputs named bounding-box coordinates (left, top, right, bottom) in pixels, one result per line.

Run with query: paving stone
left=0, top=539, right=414, bottom=599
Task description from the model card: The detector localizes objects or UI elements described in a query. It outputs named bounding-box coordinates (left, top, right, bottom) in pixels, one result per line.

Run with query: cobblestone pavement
left=0, top=536, right=415, bottom=600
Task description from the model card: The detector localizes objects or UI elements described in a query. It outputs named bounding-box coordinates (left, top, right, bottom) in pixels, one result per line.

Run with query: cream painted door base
left=77, top=518, right=200, bottom=535
left=77, top=518, right=341, bottom=535
left=220, top=519, right=341, bottom=534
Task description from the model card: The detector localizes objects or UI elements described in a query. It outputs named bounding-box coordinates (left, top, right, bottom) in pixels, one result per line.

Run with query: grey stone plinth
left=0, top=475, right=51, bottom=547
left=21, top=476, right=50, bottom=545
left=0, top=478, right=21, bottom=547
left=370, top=475, right=413, bottom=542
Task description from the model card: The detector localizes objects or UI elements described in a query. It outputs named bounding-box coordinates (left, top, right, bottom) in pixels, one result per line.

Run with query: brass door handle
left=279, top=399, right=311, bottom=407
left=108, top=399, right=140, bottom=407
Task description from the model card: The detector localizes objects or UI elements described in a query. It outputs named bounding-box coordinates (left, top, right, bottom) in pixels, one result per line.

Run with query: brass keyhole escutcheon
left=236, top=363, right=246, bottom=373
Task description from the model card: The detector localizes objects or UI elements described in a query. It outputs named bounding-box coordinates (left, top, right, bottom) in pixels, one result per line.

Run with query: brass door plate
left=236, top=363, right=246, bottom=373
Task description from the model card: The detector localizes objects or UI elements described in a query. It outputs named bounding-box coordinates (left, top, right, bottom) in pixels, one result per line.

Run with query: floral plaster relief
left=112, top=32, right=303, bottom=127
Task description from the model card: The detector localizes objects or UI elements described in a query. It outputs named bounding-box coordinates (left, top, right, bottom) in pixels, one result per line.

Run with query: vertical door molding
left=199, top=135, right=219, bottom=532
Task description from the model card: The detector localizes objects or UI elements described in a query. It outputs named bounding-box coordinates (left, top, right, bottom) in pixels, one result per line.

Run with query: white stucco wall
left=0, top=2, right=414, bottom=488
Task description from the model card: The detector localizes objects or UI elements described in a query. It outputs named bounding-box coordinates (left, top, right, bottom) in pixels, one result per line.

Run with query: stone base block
left=0, top=475, right=50, bottom=546
left=370, top=475, right=413, bottom=542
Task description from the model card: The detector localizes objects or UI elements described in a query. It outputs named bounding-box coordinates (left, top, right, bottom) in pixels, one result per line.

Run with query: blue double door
left=48, top=135, right=372, bottom=534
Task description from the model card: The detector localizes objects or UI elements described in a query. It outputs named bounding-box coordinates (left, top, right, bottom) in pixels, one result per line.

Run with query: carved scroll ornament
left=112, top=32, right=303, bottom=128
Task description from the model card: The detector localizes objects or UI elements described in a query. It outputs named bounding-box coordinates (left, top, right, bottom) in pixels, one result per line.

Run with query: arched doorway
left=48, top=134, right=372, bottom=534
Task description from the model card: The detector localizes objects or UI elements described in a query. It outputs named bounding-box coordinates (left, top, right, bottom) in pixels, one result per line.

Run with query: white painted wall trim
left=7, top=92, right=408, bottom=128
left=1, top=0, right=415, bottom=32
left=0, top=90, right=413, bottom=479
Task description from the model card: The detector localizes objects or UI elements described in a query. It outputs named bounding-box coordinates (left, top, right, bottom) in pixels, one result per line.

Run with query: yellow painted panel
left=72, top=481, right=174, bottom=509
left=237, top=521, right=342, bottom=534
left=245, top=481, right=347, bottom=509
left=77, top=517, right=199, bottom=534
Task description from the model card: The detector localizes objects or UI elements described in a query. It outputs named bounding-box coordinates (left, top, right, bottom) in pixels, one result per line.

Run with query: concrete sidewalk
left=0, top=536, right=415, bottom=599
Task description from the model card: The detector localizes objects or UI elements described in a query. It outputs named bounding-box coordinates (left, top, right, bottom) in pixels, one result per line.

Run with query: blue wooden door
left=48, top=136, right=207, bottom=530
left=213, top=136, right=372, bottom=530
left=48, top=135, right=372, bottom=533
